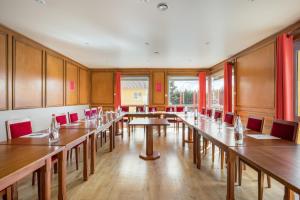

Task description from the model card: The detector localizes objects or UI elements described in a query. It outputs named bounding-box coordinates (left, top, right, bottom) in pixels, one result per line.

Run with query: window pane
left=211, top=75, right=224, bottom=110
left=121, top=76, right=149, bottom=106
left=168, top=76, right=198, bottom=107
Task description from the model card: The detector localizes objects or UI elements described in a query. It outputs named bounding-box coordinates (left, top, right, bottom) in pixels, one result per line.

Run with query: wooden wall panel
left=45, top=52, right=64, bottom=107
left=13, top=39, right=43, bottom=109
left=152, top=71, right=165, bottom=105
left=65, top=62, right=78, bottom=105
left=236, top=42, right=276, bottom=132
left=0, top=32, right=7, bottom=110
left=79, top=68, right=90, bottom=104
left=91, top=71, right=114, bottom=106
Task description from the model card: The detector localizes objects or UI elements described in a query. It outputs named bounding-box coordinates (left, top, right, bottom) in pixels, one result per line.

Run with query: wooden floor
left=18, top=125, right=286, bottom=200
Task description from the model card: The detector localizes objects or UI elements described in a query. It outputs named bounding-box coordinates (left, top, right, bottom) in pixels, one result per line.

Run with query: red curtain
left=114, top=72, right=121, bottom=110
left=198, top=72, right=206, bottom=111
left=276, top=33, right=294, bottom=121
left=224, top=62, right=232, bottom=114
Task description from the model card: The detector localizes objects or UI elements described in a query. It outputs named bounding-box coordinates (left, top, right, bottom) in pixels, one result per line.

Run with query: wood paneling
left=79, top=68, right=90, bottom=104
left=65, top=62, right=78, bottom=105
left=0, top=32, right=7, bottom=110
left=13, top=39, right=43, bottom=109
left=45, top=52, right=64, bottom=107
left=91, top=71, right=114, bottom=106
left=152, top=71, right=165, bottom=105
left=235, top=42, right=276, bottom=132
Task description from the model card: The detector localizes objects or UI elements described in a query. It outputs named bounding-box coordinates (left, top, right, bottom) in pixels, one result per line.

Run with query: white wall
left=0, top=105, right=89, bottom=142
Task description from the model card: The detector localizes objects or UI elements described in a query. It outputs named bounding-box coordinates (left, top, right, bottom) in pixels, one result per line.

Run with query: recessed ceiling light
left=154, top=51, right=160, bottom=54
left=205, top=41, right=210, bottom=45
left=144, top=42, right=150, bottom=46
left=35, top=0, right=46, bottom=5
left=141, top=0, right=150, bottom=2
left=157, top=3, right=168, bottom=11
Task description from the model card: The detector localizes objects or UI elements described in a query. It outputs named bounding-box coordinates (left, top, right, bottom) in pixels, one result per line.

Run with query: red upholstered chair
left=246, top=116, right=264, bottom=132
left=176, top=106, right=184, bottom=112
left=6, top=118, right=32, bottom=139
left=68, top=112, right=79, bottom=123
left=214, top=110, right=222, bottom=120
left=165, top=106, right=176, bottom=131
left=121, top=106, right=129, bottom=112
left=166, top=106, right=175, bottom=112
left=206, top=109, right=212, bottom=117
left=136, top=106, right=145, bottom=112
left=149, top=106, right=157, bottom=112
left=55, top=114, right=68, bottom=125
left=270, top=119, right=298, bottom=142
left=91, top=108, right=98, bottom=118
left=201, top=108, right=206, bottom=115
left=84, top=109, right=92, bottom=119
left=224, top=112, right=234, bottom=125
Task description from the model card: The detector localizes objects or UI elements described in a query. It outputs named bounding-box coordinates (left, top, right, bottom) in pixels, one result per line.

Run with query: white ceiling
left=0, top=0, right=300, bottom=69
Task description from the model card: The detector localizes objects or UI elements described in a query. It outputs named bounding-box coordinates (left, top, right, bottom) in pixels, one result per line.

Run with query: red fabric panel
left=56, top=115, right=67, bottom=125
left=271, top=121, right=296, bottom=142
left=114, top=72, right=121, bottom=110
left=85, top=110, right=91, bottom=118
left=69, top=113, right=79, bottom=123
left=214, top=110, right=222, bottom=120
left=91, top=109, right=97, bottom=117
left=9, top=121, right=32, bottom=139
left=166, top=107, right=175, bottom=112
left=176, top=106, right=184, bottom=112
left=224, top=62, right=232, bottom=115
left=206, top=109, right=212, bottom=117
left=198, top=72, right=206, bottom=112
left=224, top=113, right=234, bottom=125
left=276, top=34, right=294, bottom=121
left=136, top=106, right=145, bottom=112
left=246, top=118, right=263, bottom=132
left=121, top=106, right=129, bottom=112
left=149, top=107, right=157, bottom=112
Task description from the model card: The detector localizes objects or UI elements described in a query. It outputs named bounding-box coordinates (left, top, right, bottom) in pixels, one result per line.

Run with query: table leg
left=58, top=149, right=67, bottom=200
left=226, top=149, right=236, bottom=200
left=185, top=127, right=193, bottom=143
left=139, top=125, right=160, bottom=160
left=83, top=137, right=90, bottom=181
left=121, top=119, right=124, bottom=138
left=196, top=134, right=201, bottom=169
left=90, top=133, right=96, bottom=175
left=182, top=123, right=185, bottom=147
left=109, top=125, right=113, bottom=152
left=284, top=187, right=294, bottom=200
left=193, top=128, right=196, bottom=164
left=38, top=158, right=51, bottom=200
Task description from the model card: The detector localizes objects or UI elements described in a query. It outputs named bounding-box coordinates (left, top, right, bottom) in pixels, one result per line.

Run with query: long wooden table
left=0, top=145, right=64, bottom=200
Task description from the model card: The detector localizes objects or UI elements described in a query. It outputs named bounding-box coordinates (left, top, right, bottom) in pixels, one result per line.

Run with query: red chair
left=84, top=109, right=92, bottom=119
left=149, top=106, right=157, bottom=112
left=55, top=114, right=68, bottom=125
left=121, top=106, right=129, bottom=112
left=214, top=110, right=222, bottom=120
left=270, top=119, right=298, bottom=142
left=224, top=112, right=234, bottom=125
left=166, top=106, right=175, bottom=112
left=246, top=116, right=264, bottom=132
left=176, top=106, right=184, bottom=112
left=206, top=109, right=212, bottom=117
left=68, top=112, right=79, bottom=123
left=6, top=118, right=32, bottom=139
left=201, top=108, right=206, bottom=115
left=165, top=106, right=176, bottom=131
left=91, top=108, right=98, bottom=118
left=136, top=106, right=145, bottom=112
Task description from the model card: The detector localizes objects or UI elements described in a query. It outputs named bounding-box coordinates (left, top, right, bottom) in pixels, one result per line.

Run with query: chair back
left=121, top=106, right=129, bottom=112
left=68, top=112, right=79, bottom=123
left=214, top=110, right=222, bottom=120
left=206, top=109, right=212, bottom=117
left=84, top=109, right=91, bottom=118
left=136, top=106, right=145, bottom=112
left=246, top=116, right=264, bottom=132
left=91, top=108, right=98, bottom=118
left=6, top=118, right=32, bottom=139
left=201, top=108, right=206, bottom=115
left=166, top=106, right=175, bottom=112
left=55, top=114, right=68, bottom=125
left=149, top=106, right=157, bottom=112
left=224, top=112, right=234, bottom=125
left=270, top=119, right=298, bottom=142
left=176, top=106, right=184, bottom=112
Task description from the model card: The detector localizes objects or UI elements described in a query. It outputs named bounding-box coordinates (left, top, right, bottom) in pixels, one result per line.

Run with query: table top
left=0, top=128, right=90, bottom=148
left=129, top=118, right=170, bottom=126
left=231, top=146, right=300, bottom=193
left=60, top=119, right=112, bottom=132
left=0, top=145, right=64, bottom=191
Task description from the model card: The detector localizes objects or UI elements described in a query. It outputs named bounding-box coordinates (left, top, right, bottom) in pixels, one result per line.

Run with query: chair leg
left=258, top=171, right=264, bottom=200
left=267, top=175, right=271, bottom=188
left=221, top=149, right=225, bottom=170
left=32, top=171, right=36, bottom=186
left=212, top=144, right=215, bottom=163
left=75, top=147, right=79, bottom=170
left=53, top=162, right=58, bottom=174
left=238, top=159, right=243, bottom=186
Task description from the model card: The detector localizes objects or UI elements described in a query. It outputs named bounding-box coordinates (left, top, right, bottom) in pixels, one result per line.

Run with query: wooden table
left=227, top=146, right=300, bottom=200
left=0, top=145, right=64, bottom=200
left=129, top=118, right=169, bottom=160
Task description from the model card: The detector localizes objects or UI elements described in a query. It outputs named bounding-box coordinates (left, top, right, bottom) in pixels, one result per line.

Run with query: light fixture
left=154, top=51, right=160, bottom=54
left=157, top=3, right=168, bottom=11
left=35, top=0, right=46, bottom=5
left=144, top=42, right=150, bottom=46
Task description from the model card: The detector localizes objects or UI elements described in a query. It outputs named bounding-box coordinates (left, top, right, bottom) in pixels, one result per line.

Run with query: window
left=121, top=76, right=149, bottom=106
left=168, top=76, right=198, bottom=107
left=211, top=75, right=224, bottom=110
